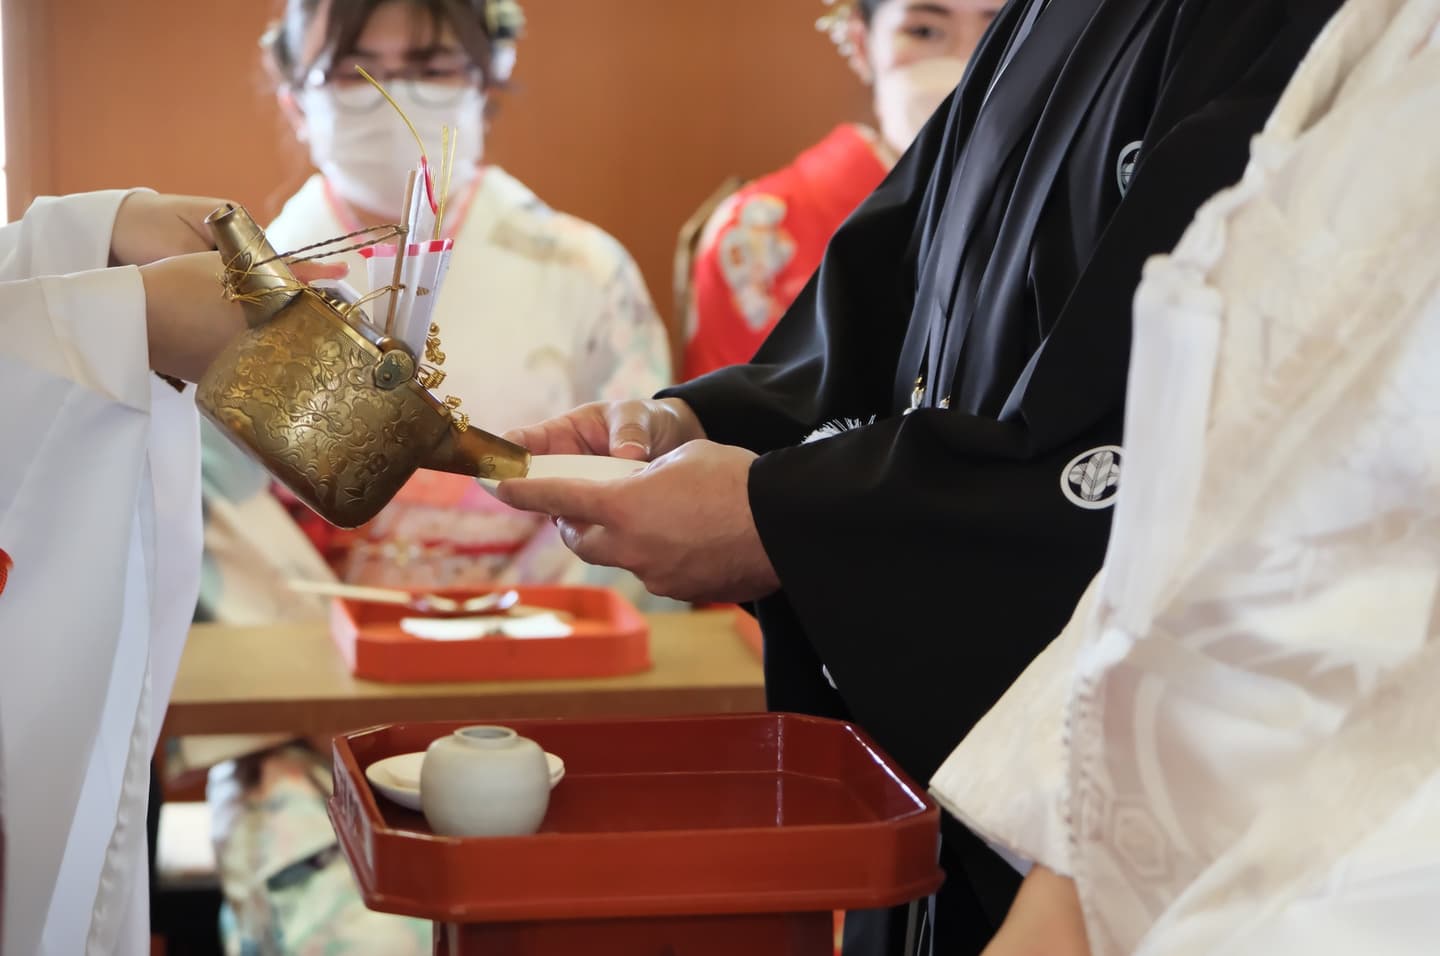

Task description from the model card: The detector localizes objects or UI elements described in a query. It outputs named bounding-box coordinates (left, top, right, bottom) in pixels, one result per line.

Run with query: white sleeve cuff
left=17, top=189, right=149, bottom=278
left=31, top=265, right=152, bottom=411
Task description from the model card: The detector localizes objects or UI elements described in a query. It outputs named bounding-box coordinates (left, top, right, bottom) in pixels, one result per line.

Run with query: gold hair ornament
left=486, top=0, right=526, bottom=38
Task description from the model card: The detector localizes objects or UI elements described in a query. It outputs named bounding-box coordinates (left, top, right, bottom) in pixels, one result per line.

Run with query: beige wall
left=5, top=0, right=871, bottom=363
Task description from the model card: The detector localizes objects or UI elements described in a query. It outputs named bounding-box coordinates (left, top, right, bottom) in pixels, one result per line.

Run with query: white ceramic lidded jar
left=420, top=725, right=551, bottom=837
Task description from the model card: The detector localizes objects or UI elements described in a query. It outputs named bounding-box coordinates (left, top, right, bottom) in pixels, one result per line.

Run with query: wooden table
left=162, top=609, right=766, bottom=738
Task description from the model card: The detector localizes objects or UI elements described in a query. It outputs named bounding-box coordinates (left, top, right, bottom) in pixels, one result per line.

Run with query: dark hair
left=857, top=0, right=885, bottom=22
left=263, top=0, right=516, bottom=89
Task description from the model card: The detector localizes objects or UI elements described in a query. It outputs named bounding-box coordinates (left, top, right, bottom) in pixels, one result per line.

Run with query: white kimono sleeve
left=0, top=191, right=202, bottom=956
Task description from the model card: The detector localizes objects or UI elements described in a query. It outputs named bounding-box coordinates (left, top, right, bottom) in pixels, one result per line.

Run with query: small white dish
left=400, top=612, right=573, bottom=641
left=365, top=749, right=565, bottom=812
left=477, top=453, right=646, bottom=495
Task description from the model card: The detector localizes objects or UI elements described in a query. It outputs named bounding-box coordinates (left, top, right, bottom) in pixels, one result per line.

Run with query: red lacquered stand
left=330, top=714, right=942, bottom=955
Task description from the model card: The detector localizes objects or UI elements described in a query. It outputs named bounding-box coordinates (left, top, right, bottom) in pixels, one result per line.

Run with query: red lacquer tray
left=329, top=714, right=943, bottom=925
left=329, top=585, right=650, bottom=683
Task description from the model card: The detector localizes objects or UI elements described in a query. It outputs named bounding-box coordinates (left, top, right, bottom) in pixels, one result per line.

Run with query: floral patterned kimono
left=682, top=124, right=889, bottom=380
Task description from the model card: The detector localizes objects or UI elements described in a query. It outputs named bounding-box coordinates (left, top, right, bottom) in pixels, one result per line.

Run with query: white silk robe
left=0, top=190, right=202, bottom=954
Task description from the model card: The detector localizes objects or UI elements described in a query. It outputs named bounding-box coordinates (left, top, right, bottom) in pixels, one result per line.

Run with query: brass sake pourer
left=195, top=203, right=530, bottom=529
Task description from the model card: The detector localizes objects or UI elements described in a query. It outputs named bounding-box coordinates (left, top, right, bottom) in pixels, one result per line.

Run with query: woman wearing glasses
left=198, top=0, right=673, bottom=628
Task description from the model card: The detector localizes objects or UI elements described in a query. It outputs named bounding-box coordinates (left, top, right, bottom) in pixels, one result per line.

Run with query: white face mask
left=874, top=56, right=969, bottom=155
left=297, top=82, right=485, bottom=219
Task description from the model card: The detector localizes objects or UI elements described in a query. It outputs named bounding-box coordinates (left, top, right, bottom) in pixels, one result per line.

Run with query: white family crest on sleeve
left=1062, top=445, right=1122, bottom=509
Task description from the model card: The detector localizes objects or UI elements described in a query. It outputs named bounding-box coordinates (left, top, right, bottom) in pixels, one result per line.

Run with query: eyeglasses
left=303, top=63, right=484, bottom=112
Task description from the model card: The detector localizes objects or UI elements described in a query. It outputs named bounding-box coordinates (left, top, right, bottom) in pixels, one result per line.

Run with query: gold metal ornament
left=372, top=340, right=417, bottom=390
left=195, top=203, right=530, bottom=529
left=485, top=0, right=525, bottom=38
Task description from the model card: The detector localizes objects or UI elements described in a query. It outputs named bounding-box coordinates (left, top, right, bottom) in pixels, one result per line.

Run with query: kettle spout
left=206, top=203, right=301, bottom=328
left=422, top=424, right=532, bottom=480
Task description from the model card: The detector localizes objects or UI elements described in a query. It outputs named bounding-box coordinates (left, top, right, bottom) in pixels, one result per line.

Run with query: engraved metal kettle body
left=195, top=203, right=529, bottom=529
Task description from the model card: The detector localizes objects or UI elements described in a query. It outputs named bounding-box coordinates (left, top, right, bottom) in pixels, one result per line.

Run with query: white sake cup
left=420, top=725, right=551, bottom=837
